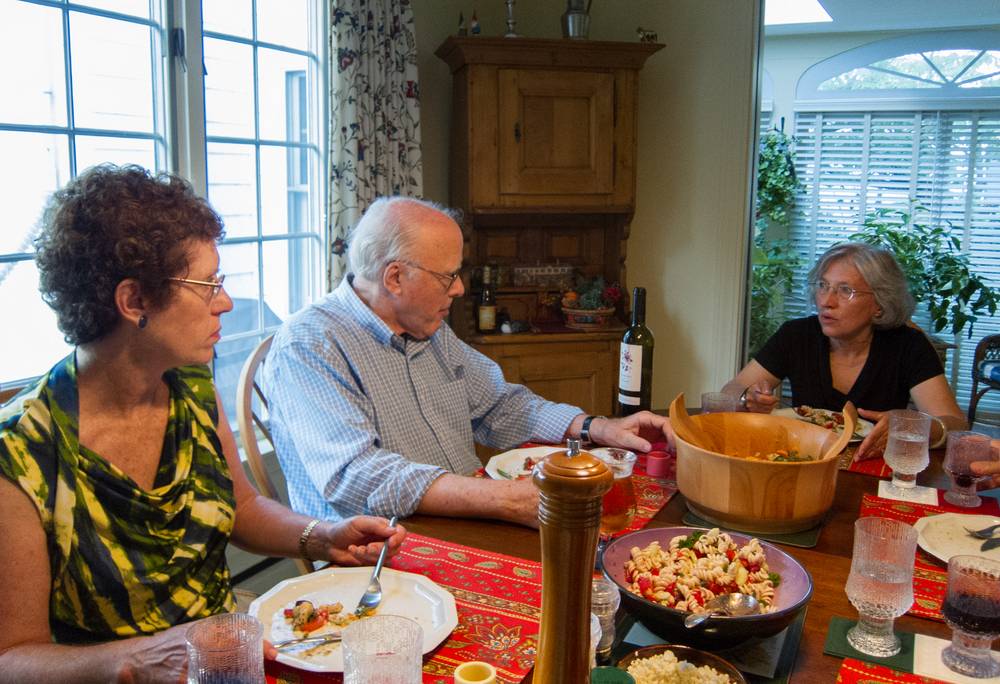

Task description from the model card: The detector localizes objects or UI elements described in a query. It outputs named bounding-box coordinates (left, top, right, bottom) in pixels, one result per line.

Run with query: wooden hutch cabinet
left=435, top=37, right=662, bottom=415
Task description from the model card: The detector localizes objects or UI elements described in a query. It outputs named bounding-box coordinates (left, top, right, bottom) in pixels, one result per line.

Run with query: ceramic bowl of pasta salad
left=618, top=644, right=746, bottom=684
left=602, top=527, right=812, bottom=647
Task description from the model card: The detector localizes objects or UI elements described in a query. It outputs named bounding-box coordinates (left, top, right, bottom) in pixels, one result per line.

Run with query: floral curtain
left=328, top=0, right=423, bottom=287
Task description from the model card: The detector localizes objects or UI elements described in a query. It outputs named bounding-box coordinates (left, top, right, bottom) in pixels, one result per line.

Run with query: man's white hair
left=346, top=196, right=460, bottom=281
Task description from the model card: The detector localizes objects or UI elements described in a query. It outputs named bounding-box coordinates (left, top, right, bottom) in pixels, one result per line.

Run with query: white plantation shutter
left=786, top=110, right=1000, bottom=419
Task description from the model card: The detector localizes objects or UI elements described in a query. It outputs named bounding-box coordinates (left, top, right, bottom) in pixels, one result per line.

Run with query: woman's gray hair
left=808, top=242, right=915, bottom=329
left=346, top=196, right=461, bottom=281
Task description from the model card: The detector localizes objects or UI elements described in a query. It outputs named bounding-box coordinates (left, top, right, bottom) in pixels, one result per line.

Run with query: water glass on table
left=185, top=613, right=264, bottom=684
left=882, top=409, right=931, bottom=495
left=700, top=391, right=740, bottom=413
left=941, top=555, right=1000, bottom=678
left=342, top=614, right=423, bottom=683
left=943, top=431, right=995, bottom=508
left=844, top=517, right=917, bottom=658
left=595, top=448, right=638, bottom=567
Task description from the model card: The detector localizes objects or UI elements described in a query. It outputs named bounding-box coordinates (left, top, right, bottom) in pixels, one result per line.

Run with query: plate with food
left=248, top=566, right=457, bottom=672
left=774, top=406, right=873, bottom=442
left=913, top=513, right=1000, bottom=564
left=485, top=446, right=624, bottom=480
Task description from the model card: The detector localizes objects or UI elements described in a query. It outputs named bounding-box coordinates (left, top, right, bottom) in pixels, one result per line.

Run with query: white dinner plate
left=248, top=567, right=458, bottom=672
left=913, top=513, right=1000, bottom=564
left=773, top=407, right=874, bottom=443
left=484, top=446, right=622, bottom=480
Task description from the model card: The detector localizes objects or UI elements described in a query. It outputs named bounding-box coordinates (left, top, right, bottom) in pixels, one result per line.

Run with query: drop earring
left=138, top=314, right=148, bottom=329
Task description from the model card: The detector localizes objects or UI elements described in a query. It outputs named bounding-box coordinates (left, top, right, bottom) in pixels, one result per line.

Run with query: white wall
left=412, top=0, right=760, bottom=409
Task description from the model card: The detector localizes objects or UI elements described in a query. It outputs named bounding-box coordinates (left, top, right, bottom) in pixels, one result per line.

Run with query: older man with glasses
left=263, top=196, right=671, bottom=528
left=721, top=241, right=966, bottom=461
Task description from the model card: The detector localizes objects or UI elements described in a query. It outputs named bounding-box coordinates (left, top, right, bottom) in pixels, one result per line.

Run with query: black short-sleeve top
left=753, top=315, right=943, bottom=411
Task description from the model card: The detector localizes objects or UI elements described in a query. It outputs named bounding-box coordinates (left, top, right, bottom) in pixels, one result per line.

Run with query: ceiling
left=766, top=0, right=1000, bottom=36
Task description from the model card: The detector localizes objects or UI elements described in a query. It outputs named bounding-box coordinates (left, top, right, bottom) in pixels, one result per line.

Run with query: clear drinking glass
left=882, top=409, right=931, bottom=493
left=342, top=615, right=423, bottom=684
left=844, top=517, right=917, bottom=657
left=943, top=431, right=994, bottom=508
left=700, top=391, right=740, bottom=413
left=595, top=448, right=638, bottom=569
left=185, top=612, right=264, bottom=684
left=941, top=555, right=1000, bottom=678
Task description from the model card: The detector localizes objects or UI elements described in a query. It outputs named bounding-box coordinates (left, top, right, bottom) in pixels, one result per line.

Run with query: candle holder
left=504, top=0, right=520, bottom=38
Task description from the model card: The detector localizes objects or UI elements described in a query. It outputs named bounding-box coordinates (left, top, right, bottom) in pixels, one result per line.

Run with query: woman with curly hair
left=0, top=164, right=405, bottom=683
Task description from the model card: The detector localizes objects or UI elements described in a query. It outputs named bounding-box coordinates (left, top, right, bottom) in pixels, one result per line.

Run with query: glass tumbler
left=844, top=517, right=917, bottom=658
left=185, top=612, right=264, bottom=684
left=591, top=577, right=621, bottom=660
left=343, top=614, right=423, bottom=684
left=882, top=409, right=931, bottom=492
left=943, top=431, right=994, bottom=508
left=700, top=392, right=740, bottom=413
left=941, top=555, right=1000, bottom=678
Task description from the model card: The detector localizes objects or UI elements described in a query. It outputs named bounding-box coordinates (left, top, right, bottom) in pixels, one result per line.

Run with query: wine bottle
left=617, top=287, right=653, bottom=415
left=477, top=265, right=497, bottom=334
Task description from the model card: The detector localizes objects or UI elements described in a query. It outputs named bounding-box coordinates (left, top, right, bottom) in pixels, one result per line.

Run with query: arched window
left=783, top=31, right=1000, bottom=414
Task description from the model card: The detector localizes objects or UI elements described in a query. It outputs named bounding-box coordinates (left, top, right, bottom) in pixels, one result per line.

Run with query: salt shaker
left=591, top=577, right=621, bottom=660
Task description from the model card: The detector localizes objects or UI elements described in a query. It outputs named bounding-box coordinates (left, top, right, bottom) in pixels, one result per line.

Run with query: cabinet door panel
left=498, top=69, right=614, bottom=195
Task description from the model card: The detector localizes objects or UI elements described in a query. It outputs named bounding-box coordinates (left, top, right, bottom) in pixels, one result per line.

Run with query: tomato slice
left=300, top=614, right=327, bottom=634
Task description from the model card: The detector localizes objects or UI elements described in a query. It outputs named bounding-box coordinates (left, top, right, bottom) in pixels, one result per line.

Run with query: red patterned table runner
left=836, top=657, right=949, bottom=684
left=841, top=446, right=891, bottom=478
left=858, top=492, right=1000, bottom=621
left=265, top=533, right=542, bottom=684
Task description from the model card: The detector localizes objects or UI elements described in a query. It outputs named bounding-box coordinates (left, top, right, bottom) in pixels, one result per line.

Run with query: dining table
left=397, top=448, right=966, bottom=682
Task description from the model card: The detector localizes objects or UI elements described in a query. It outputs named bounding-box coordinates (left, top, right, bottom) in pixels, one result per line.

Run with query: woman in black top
left=722, top=242, right=966, bottom=460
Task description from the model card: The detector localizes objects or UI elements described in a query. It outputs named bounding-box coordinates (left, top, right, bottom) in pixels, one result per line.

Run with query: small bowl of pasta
left=618, top=644, right=747, bottom=684
left=602, top=526, right=812, bottom=647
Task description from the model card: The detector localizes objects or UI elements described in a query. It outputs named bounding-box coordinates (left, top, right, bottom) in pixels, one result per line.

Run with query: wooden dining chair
left=236, top=334, right=313, bottom=576
left=967, top=333, right=1000, bottom=425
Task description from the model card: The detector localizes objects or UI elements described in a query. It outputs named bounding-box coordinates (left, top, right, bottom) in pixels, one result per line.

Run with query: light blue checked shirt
left=262, top=276, right=583, bottom=521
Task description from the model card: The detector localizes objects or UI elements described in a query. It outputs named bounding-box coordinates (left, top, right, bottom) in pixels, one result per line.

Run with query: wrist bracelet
left=739, top=387, right=749, bottom=410
left=929, top=416, right=948, bottom=449
left=298, top=519, right=321, bottom=560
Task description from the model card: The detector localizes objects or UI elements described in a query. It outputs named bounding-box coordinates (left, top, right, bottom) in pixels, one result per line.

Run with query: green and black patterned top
left=0, top=354, right=236, bottom=643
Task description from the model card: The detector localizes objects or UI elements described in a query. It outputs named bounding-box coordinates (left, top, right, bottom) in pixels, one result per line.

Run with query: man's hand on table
left=853, top=408, right=889, bottom=461
left=587, top=411, right=675, bottom=452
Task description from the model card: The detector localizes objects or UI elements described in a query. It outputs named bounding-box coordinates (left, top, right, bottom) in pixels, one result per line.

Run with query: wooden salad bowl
left=674, top=410, right=843, bottom=534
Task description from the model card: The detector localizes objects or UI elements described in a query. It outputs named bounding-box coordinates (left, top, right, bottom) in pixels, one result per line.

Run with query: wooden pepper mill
left=532, top=438, right=613, bottom=683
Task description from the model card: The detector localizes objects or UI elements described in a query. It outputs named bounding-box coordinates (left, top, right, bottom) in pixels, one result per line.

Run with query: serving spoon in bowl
left=820, top=401, right=857, bottom=461
left=683, top=593, right=761, bottom=629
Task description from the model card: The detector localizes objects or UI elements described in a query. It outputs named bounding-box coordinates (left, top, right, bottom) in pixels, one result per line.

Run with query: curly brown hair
left=34, top=164, right=224, bottom=345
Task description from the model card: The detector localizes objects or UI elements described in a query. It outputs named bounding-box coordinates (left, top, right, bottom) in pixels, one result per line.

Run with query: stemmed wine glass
left=595, top=448, right=638, bottom=569
left=943, top=431, right=995, bottom=508
left=844, top=517, right=917, bottom=657
left=941, top=555, right=1000, bottom=678
left=882, top=409, right=931, bottom=497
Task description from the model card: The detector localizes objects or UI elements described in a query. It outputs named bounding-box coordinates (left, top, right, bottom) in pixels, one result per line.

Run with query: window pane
left=0, top=259, right=72, bottom=384
left=202, top=0, right=252, bottom=39
left=207, top=142, right=258, bottom=239
left=220, top=242, right=261, bottom=336
left=213, top=333, right=264, bottom=433
left=204, top=38, right=255, bottom=139
left=73, top=1, right=151, bottom=19
left=258, top=48, right=312, bottom=142
left=257, top=0, right=308, bottom=49
left=260, top=145, right=319, bottom=237
left=70, top=13, right=155, bottom=132
left=0, top=2, right=66, bottom=127
left=75, top=135, right=156, bottom=172
left=0, top=131, right=70, bottom=255
left=263, top=237, right=320, bottom=321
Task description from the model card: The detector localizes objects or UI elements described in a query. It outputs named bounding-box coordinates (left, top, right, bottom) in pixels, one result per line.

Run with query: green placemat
left=681, top=511, right=823, bottom=548
left=823, top=616, right=915, bottom=673
left=610, top=609, right=807, bottom=684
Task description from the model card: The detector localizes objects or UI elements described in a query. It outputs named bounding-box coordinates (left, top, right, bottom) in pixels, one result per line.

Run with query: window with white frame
left=0, top=0, right=326, bottom=429
left=785, top=30, right=1000, bottom=419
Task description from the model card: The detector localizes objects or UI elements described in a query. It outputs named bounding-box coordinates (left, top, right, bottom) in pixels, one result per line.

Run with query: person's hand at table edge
left=973, top=444, right=1000, bottom=489
left=742, top=381, right=779, bottom=413
left=853, top=408, right=888, bottom=461
left=569, top=412, right=675, bottom=453
left=308, top=516, right=406, bottom=567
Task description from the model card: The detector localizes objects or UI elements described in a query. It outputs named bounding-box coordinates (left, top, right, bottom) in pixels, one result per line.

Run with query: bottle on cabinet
left=477, top=265, right=498, bottom=334
left=617, top=287, right=653, bottom=415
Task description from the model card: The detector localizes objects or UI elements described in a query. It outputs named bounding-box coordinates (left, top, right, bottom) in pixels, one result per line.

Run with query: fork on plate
left=965, top=522, right=1000, bottom=539
left=353, top=515, right=398, bottom=617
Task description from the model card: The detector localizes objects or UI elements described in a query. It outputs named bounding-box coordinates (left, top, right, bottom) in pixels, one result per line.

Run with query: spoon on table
left=683, top=593, right=760, bottom=629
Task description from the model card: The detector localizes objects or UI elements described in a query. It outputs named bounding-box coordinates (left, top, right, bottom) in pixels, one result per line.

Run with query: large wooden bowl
left=676, top=412, right=842, bottom=534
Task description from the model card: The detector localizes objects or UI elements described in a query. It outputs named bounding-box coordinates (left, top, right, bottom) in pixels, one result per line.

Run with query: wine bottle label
left=618, top=343, right=643, bottom=391
left=618, top=393, right=640, bottom=406
left=478, top=305, right=496, bottom=330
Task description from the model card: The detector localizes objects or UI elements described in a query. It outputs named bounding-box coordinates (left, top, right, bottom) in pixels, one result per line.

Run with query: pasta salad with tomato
left=623, top=528, right=779, bottom=613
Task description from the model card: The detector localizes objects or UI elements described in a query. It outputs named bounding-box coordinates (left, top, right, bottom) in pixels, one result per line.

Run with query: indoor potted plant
left=850, top=205, right=1000, bottom=340
left=561, top=276, right=622, bottom=330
